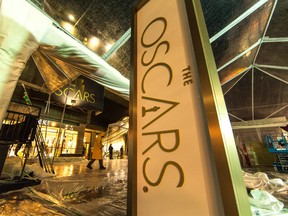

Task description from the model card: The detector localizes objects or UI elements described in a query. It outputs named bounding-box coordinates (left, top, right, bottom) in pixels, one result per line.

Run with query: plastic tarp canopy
left=2, top=0, right=288, bottom=128
left=0, top=0, right=129, bottom=125
left=201, top=0, right=288, bottom=125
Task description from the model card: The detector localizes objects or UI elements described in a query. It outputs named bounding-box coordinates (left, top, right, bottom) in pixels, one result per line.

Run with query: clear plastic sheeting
left=249, top=189, right=285, bottom=214
left=243, top=171, right=288, bottom=193
left=3, top=157, right=288, bottom=215
left=243, top=170, right=288, bottom=215
left=0, top=157, right=128, bottom=216
left=234, top=127, right=283, bottom=143
left=2, top=156, right=55, bottom=180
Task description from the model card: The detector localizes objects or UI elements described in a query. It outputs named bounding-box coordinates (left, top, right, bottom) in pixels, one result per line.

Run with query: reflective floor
left=0, top=157, right=128, bottom=216
left=1, top=157, right=288, bottom=215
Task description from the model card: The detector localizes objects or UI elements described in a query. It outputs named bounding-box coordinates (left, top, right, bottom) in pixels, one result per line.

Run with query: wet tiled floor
left=0, top=158, right=128, bottom=216
left=1, top=158, right=288, bottom=215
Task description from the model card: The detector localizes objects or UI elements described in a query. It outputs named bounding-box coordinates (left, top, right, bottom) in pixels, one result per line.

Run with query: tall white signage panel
left=134, top=0, right=224, bottom=215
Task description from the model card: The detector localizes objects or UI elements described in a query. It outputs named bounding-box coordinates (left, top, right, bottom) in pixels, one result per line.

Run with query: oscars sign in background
left=52, top=75, right=104, bottom=111
left=135, top=0, right=222, bottom=215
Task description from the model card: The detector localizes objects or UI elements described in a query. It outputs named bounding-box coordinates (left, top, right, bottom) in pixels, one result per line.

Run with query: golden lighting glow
left=105, top=43, right=113, bottom=52
left=245, top=51, right=251, bottom=57
left=51, top=122, right=57, bottom=127
left=87, top=36, right=100, bottom=50
left=68, top=14, right=75, bottom=21
left=220, top=67, right=248, bottom=85
left=61, top=165, right=74, bottom=177
left=83, top=37, right=88, bottom=45
left=61, top=21, right=75, bottom=34
left=66, top=98, right=77, bottom=106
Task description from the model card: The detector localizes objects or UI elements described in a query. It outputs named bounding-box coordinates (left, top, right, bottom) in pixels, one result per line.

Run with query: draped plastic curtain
left=0, top=0, right=129, bottom=127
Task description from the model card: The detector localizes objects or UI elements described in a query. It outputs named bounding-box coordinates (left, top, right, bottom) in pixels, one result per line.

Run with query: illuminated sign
left=129, top=0, right=251, bottom=215
left=52, top=76, right=104, bottom=111
left=131, top=0, right=224, bottom=215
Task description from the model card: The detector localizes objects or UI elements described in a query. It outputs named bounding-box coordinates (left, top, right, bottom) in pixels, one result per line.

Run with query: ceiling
left=23, top=0, right=287, bottom=128
left=204, top=0, right=288, bottom=126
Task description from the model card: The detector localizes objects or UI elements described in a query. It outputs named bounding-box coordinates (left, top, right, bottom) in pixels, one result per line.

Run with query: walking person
left=109, top=144, right=113, bottom=159
left=87, top=132, right=106, bottom=170
left=120, top=145, right=123, bottom=159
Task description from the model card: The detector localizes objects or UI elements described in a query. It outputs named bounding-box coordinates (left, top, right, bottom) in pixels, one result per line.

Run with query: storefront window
left=42, top=127, right=58, bottom=157
left=83, top=132, right=92, bottom=159
left=28, top=122, right=79, bottom=157
left=61, top=130, right=78, bottom=155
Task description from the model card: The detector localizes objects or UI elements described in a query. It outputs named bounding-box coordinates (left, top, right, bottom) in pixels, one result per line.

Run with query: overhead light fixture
left=105, top=43, right=113, bottom=52
left=245, top=51, right=251, bottom=57
left=68, top=14, right=75, bottom=21
left=61, top=21, right=75, bottom=34
left=88, top=36, right=100, bottom=50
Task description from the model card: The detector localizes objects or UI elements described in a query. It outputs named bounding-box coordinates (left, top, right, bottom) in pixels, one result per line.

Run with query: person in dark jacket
left=120, top=146, right=123, bottom=159
left=109, top=144, right=113, bottom=159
